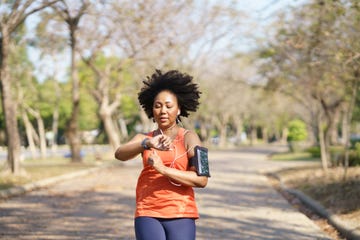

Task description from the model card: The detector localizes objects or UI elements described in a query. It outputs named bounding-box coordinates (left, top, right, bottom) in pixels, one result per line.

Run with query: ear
left=177, top=109, right=180, bottom=116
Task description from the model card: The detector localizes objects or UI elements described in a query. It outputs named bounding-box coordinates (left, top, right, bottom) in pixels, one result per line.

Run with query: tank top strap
left=145, top=128, right=189, bottom=143
left=177, top=127, right=189, bottom=141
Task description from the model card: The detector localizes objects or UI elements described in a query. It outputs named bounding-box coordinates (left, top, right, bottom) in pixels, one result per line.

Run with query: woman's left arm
left=148, top=131, right=208, bottom=188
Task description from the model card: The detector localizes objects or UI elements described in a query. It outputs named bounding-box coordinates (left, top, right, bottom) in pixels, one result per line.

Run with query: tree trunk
left=200, top=121, right=208, bottom=143
left=262, top=127, right=268, bottom=143
left=343, top=75, right=359, bottom=179
left=139, top=110, right=153, bottom=133
left=118, top=118, right=128, bottom=140
left=249, top=125, right=257, bottom=146
left=0, top=0, right=58, bottom=173
left=233, top=115, right=243, bottom=145
left=66, top=118, right=82, bottom=162
left=317, top=116, right=328, bottom=172
left=21, top=110, right=37, bottom=159
left=36, top=114, right=47, bottom=159
left=212, top=114, right=229, bottom=148
left=66, top=29, right=82, bottom=162
left=50, top=80, right=60, bottom=152
left=340, top=108, right=348, bottom=146
left=218, top=123, right=227, bottom=148
left=0, top=28, right=21, bottom=174
left=281, top=127, right=288, bottom=144
left=27, top=107, right=47, bottom=159
left=329, top=107, right=340, bottom=145
left=51, top=106, right=59, bottom=152
left=100, top=108, right=120, bottom=151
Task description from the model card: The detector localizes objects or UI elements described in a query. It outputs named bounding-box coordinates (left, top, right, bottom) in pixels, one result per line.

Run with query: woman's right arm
left=114, top=134, right=146, bottom=161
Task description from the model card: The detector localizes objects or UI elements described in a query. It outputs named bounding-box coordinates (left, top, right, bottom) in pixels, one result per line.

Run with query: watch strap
left=141, top=138, right=150, bottom=150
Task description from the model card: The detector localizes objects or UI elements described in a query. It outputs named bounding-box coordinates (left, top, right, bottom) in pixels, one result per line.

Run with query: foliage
left=307, top=145, right=360, bottom=166
left=352, top=89, right=360, bottom=122
left=79, top=88, right=99, bottom=130
left=270, top=151, right=315, bottom=161
left=350, top=136, right=360, bottom=149
left=306, top=146, right=321, bottom=158
left=350, top=142, right=360, bottom=166
left=120, top=95, right=138, bottom=119
left=287, top=119, right=308, bottom=142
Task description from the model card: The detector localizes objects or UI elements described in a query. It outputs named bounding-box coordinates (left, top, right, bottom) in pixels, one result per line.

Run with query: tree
left=258, top=0, right=353, bottom=171
left=0, top=0, right=59, bottom=174
left=80, top=0, right=245, bottom=144
left=51, top=0, right=90, bottom=162
left=336, top=0, right=360, bottom=177
left=79, top=55, right=122, bottom=150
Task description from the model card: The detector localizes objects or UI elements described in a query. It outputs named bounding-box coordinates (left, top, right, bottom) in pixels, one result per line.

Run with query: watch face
left=142, top=138, right=149, bottom=149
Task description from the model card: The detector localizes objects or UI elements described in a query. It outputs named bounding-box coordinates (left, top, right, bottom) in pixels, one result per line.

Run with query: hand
left=147, top=150, right=165, bottom=174
left=148, top=134, right=172, bottom=151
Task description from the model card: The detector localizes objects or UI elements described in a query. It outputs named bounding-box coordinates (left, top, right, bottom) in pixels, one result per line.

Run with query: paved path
left=0, top=145, right=332, bottom=239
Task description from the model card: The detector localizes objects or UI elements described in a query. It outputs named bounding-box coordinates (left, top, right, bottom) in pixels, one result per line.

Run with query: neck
left=159, top=122, right=178, bottom=136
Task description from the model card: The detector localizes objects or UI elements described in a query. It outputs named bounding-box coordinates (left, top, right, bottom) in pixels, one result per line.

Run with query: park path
left=0, top=145, right=332, bottom=240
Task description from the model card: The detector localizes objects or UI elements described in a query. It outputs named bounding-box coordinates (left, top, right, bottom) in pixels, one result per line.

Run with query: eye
left=153, top=103, right=161, bottom=108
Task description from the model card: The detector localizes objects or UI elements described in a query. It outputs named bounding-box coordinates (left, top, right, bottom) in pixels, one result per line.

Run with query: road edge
left=0, top=162, right=116, bottom=200
left=269, top=172, right=360, bottom=240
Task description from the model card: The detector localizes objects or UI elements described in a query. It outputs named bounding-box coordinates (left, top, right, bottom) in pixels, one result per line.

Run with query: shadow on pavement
left=0, top=187, right=136, bottom=239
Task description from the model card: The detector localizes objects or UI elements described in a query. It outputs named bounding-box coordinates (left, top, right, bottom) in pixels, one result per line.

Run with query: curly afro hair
left=138, top=69, right=201, bottom=119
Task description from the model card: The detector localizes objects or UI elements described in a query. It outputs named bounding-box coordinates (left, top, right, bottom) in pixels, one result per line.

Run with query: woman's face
left=153, top=90, right=180, bottom=129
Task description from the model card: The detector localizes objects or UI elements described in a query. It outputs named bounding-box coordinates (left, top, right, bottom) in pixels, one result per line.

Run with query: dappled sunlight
left=194, top=148, right=331, bottom=239
left=0, top=147, right=332, bottom=239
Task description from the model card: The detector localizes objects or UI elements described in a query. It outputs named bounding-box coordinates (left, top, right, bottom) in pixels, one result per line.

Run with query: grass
left=0, top=151, right=115, bottom=191
left=270, top=151, right=318, bottom=161
left=270, top=151, right=360, bottom=230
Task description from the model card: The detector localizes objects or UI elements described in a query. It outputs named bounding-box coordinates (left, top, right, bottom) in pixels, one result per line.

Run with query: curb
left=270, top=173, right=360, bottom=240
left=0, top=162, right=116, bottom=200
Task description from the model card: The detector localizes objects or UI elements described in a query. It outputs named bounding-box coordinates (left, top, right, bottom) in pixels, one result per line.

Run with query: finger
left=161, top=136, right=171, bottom=145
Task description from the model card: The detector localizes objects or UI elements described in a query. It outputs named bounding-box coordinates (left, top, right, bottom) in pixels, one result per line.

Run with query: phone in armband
left=190, top=146, right=210, bottom=177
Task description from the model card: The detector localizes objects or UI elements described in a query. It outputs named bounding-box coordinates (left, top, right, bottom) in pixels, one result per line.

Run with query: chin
left=159, top=122, right=174, bottom=128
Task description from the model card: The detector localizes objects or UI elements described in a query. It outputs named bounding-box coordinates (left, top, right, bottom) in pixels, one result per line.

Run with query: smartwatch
left=141, top=138, right=150, bottom=150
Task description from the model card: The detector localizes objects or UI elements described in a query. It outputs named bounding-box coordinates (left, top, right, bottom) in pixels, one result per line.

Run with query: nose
left=160, top=106, right=167, bottom=114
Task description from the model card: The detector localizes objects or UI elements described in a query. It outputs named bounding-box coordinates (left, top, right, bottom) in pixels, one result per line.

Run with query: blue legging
left=134, top=217, right=196, bottom=240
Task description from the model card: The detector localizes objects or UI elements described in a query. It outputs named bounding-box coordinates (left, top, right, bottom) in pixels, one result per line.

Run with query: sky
left=237, top=0, right=306, bottom=19
left=26, top=0, right=308, bottom=82
left=235, top=0, right=307, bottom=51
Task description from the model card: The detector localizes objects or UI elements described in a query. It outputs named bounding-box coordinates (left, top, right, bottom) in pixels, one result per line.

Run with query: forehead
left=154, top=90, right=178, bottom=103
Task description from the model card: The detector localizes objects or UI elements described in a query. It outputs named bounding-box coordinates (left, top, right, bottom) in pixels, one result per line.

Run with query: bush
left=305, top=146, right=360, bottom=166
left=287, top=120, right=309, bottom=152
left=349, top=143, right=360, bottom=166
left=348, top=152, right=360, bottom=166
left=287, top=119, right=308, bottom=142
left=306, top=146, right=321, bottom=158
left=350, top=137, right=360, bottom=149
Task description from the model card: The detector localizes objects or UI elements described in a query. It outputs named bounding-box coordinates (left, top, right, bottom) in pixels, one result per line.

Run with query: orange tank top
left=135, top=128, right=199, bottom=219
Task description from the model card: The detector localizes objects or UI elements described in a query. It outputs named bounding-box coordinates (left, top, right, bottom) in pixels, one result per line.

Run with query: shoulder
left=183, top=129, right=201, bottom=152
left=183, top=129, right=200, bottom=141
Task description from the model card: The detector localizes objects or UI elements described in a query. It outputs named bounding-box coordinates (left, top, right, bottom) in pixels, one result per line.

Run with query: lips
left=159, top=117, right=168, bottom=123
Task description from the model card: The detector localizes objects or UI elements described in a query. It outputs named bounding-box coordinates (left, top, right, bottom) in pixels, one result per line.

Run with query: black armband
left=190, top=146, right=210, bottom=177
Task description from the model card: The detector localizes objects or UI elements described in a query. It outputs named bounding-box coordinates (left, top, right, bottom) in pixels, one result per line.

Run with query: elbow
left=195, top=177, right=208, bottom=188
left=114, top=150, right=127, bottom=161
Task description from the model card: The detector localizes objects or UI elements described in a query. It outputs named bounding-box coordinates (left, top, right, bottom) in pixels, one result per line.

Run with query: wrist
left=141, top=138, right=150, bottom=150
left=158, top=165, right=167, bottom=175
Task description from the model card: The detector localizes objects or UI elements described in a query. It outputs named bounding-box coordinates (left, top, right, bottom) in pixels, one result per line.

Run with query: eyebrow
left=154, top=100, right=174, bottom=104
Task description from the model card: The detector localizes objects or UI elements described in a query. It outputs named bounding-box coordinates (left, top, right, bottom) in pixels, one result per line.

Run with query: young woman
left=114, top=69, right=209, bottom=240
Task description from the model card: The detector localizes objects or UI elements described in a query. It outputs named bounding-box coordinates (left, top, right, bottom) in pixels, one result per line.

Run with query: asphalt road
left=0, top=145, right=332, bottom=239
